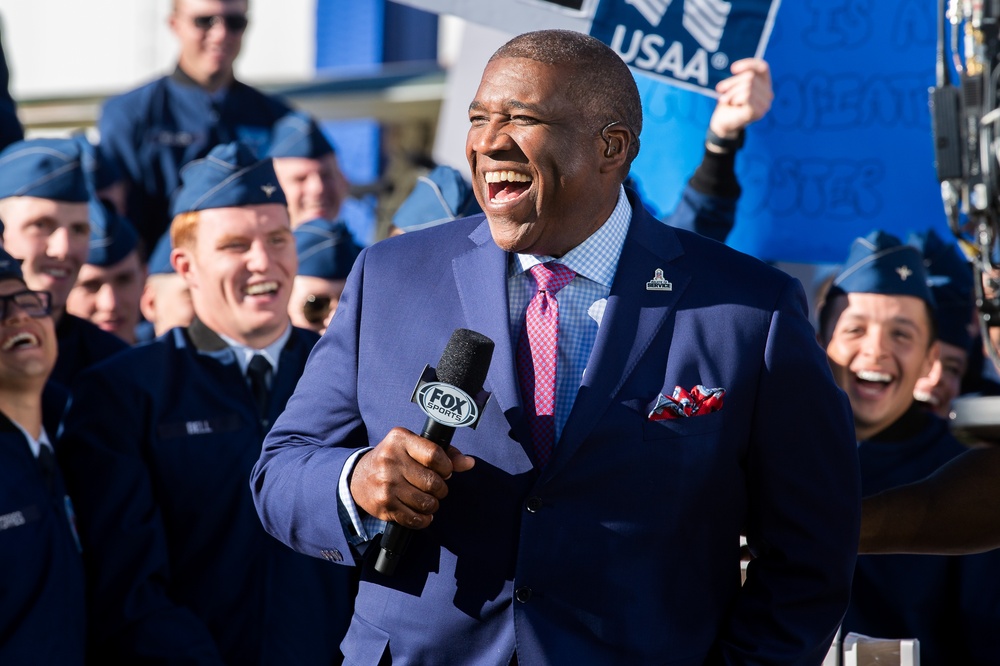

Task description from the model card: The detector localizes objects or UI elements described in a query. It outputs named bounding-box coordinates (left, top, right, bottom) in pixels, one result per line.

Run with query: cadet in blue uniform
left=0, top=248, right=85, bottom=665
left=59, top=142, right=353, bottom=664
left=0, top=137, right=128, bottom=387
left=137, top=231, right=194, bottom=343
left=820, top=230, right=1000, bottom=665
left=66, top=198, right=145, bottom=344
left=267, top=110, right=351, bottom=229
left=909, top=229, right=975, bottom=418
left=98, top=0, right=292, bottom=253
left=289, top=218, right=361, bottom=334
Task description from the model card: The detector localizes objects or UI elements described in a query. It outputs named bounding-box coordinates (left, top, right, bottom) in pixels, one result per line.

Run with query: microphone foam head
left=436, top=328, right=495, bottom=395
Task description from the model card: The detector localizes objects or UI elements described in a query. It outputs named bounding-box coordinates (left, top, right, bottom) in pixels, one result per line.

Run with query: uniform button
left=515, top=586, right=533, bottom=603
left=525, top=497, right=543, bottom=513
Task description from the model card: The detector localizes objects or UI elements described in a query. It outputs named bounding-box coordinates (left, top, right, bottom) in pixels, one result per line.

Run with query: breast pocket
left=643, top=409, right=725, bottom=440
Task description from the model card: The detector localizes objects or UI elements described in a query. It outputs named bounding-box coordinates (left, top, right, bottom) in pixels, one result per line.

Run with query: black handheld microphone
left=374, top=328, right=495, bottom=576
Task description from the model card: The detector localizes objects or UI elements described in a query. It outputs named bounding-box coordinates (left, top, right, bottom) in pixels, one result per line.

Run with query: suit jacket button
left=525, top=497, right=543, bottom=513
left=515, top=586, right=533, bottom=603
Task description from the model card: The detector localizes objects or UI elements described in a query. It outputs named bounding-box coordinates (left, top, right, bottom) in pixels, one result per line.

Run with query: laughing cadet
left=0, top=137, right=128, bottom=386
left=819, top=229, right=1000, bottom=664
left=0, top=247, right=85, bottom=665
left=58, top=141, right=353, bottom=664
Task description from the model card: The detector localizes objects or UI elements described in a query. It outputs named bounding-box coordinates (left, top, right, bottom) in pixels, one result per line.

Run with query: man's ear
left=171, top=247, right=195, bottom=287
left=139, top=283, right=157, bottom=322
left=600, top=125, right=631, bottom=173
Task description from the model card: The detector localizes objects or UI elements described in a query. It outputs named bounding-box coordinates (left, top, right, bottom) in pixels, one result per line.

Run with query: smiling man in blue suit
left=252, top=29, right=860, bottom=665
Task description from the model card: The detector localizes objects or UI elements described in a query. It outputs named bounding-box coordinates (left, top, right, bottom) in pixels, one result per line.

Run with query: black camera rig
left=932, top=0, right=1000, bottom=366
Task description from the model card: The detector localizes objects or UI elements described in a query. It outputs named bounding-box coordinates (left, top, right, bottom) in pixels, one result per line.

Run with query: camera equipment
left=931, top=0, right=1000, bottom=439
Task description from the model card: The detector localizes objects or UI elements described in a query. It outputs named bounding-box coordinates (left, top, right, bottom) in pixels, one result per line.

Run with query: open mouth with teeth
left=245, top=281, right=279, bottom=297
left=853, top=368, right=894, bottom=398
left=42, top=267, right=72, bottom=280
left=913, top=388, right=939, bottom=406
left=486, top=171, right=532, bottom=203
left=2, top=331, right=40, bottom=351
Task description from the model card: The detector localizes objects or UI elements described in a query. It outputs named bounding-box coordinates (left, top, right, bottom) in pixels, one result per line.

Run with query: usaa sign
left=590, top=0, right=781, bottom=96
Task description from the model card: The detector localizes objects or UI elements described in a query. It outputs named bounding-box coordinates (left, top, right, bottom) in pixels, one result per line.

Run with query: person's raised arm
left=861, top=445, right=1000, bottom=554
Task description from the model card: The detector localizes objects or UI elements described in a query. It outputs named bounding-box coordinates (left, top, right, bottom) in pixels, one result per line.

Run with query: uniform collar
left=170, top=64, right=232, bottom=101
left=185, top=316, right=292, bottom=375
left=866, top=402, right=930, bottom=443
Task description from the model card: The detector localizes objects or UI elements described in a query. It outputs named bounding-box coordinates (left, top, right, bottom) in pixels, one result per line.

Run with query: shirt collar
left=218, top=322, right=293, bottom=375
left=512, top=185, right=631, bottom=288
left=8, top=417, right=52, bottom=458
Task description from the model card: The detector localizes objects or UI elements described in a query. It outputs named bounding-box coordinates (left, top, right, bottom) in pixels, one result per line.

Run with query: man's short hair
left=170, top=211, right=199, bottom=251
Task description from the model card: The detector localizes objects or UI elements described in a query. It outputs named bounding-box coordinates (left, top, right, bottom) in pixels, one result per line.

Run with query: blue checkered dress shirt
left=509, top=185, right=631, bottom=441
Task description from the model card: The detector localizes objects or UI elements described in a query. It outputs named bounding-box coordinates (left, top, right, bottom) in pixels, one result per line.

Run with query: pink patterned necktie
left=517, top=262, right=575, bottom=467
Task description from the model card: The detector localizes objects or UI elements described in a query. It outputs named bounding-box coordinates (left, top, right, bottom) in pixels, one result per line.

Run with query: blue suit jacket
left=252, top=191, right=861, bottom=665
left=60, top=320, right=353, bottom=665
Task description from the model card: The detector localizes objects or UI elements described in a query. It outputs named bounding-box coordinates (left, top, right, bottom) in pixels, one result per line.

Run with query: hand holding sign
left=708, top=57, right=773, bottom=140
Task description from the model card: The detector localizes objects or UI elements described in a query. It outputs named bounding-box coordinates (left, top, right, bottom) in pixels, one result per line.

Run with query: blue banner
left=628, top=0, right=950, bottom=264
left=590, top=0, right=781, bottom=96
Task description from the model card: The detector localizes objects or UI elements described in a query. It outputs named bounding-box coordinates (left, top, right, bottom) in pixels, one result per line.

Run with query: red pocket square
left=648, top=385, right=726, bottom=421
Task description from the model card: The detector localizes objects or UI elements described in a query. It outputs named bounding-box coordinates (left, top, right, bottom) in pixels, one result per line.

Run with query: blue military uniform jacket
left=53, top=312, right=128, bottom=388
left=98, top=68, right=292, bottom=251
left=59, top=319, right=354, bottom=665
left=252, top=190, right=861, bottom=665
left=0, top=413, right=85, bottom=665
left=843, top=407, right=1000, bottom=665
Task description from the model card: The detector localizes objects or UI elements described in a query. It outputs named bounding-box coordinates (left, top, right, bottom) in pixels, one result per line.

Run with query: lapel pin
left=646, top=268, right=673, bottom=291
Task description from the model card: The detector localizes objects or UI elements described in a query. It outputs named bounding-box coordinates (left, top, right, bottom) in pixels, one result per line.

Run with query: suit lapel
left=545, top=202, right=692, bottom=479
left=452, top=219, right=524, bottom=425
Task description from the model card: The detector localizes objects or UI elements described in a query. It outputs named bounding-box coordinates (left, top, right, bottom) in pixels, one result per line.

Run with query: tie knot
left=247, top=353, right=272, bottom=379
left=529, top=262, right=575, bottom=295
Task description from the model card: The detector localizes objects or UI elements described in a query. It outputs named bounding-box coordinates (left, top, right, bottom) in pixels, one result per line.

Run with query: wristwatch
left=705, top=128, right=745, bottom=153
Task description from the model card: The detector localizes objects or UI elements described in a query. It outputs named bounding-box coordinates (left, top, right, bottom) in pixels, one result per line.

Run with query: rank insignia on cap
left=896, top=265, right=913, bottom=281
left=261, top=184, right=277, bottom=198
left=646, top=268, right=673, bottom=291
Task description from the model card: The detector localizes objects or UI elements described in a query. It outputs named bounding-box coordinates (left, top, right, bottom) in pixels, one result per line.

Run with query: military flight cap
left=908, top=229, right=974, bottom=349
left=170, top=141, right=287, bottom=217
left=87, top=198, right=139, bottom=267
left=267, top=111, right=335, bottom=159
left=0, top=137, right=89, bottom=202
left=146, top=232, right=175, bottom=276
left=392, top=165, right=481, bottom=233
left=294, top=218, right=362, bottom=280
left=830, top=229, right=936, bottom=307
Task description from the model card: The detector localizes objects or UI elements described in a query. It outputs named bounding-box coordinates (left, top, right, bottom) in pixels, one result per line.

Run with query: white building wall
left=0, top=0, right=315, bottom=101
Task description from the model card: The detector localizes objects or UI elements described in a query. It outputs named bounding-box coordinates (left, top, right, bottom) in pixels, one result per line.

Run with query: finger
left=729, top=57, right=770, bottom=78
left=445, top=445, right=476, bottom=476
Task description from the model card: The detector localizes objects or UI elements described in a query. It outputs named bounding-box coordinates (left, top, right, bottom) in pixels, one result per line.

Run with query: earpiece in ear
left=601, top=120, right=623, bottom=158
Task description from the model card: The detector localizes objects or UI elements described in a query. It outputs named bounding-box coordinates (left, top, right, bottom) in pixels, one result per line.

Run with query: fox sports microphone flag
left=590, top=0, right=781, bottom=95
